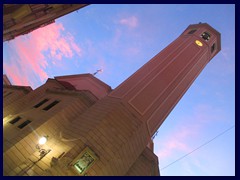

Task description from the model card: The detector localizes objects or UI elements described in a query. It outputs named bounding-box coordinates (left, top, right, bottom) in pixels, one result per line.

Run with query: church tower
left=3, top=23, right=221, bottom=176
left=110, top=23, right=221, bottom=136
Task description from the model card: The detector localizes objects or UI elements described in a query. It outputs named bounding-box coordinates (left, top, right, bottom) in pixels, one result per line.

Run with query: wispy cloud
left=119, top=16, right=138, bottom=28
left=155, top=102, right=231, bottom=174
left=191, top=103, right=229, bottom=124
left=124, top=47, right=140, bottom=57
left=155, top=125, right=195, bottom=160
left=163, top=104, right=224, bottom=140
left=221, top=47, right=232, bottom=61
left=93, top=58, right=107, bottom=73
left=3, top=62, right=32, bottom=87
left=3, top=22, right=82, bottom=89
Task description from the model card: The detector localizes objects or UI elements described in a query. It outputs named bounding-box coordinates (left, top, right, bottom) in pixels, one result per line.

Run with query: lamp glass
left=39, top=136, right=47, bottom=145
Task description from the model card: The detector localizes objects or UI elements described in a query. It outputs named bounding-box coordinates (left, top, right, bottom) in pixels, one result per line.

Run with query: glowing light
left=195, top=40, right=203, bottom=46
left=39, top=136, right=47, bottom=145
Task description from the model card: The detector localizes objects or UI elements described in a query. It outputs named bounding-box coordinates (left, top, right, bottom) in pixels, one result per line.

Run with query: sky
left=3, top=4, right=235, bottom=176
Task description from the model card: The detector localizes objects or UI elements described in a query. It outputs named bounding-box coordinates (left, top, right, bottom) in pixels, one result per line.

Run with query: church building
left=3, top=23, right=220, bottom=176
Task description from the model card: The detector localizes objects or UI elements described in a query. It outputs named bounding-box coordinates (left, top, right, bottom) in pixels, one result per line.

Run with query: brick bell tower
left=57, top=23, right=220, bottom=175
left=53, top=23, right=221, bottom=175
left=3, top=23, right=221, bottom=176
left=109, top=22, right=221, bottom=137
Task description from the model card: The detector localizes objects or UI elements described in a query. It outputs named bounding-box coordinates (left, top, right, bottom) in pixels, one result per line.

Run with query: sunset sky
left=3, top=4, right=235, bottom=176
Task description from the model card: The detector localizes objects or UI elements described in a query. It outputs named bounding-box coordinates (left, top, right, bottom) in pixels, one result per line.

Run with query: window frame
left=3, top=91, right=13, bottom=98
left=34, top=98, right=49, bottom=108
left=17, top=120, right=31, bottom=129
left=42, top=100, right=60, bottom=111
left=9, top=116, right=22, bottom=124
left=211, top=43, right=216, bottom=53
left=188, top=29, right=197, bottom=34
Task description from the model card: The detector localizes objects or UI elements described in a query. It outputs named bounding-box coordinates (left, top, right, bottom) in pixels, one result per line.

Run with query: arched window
left=211, top=43, right=216, bottom=53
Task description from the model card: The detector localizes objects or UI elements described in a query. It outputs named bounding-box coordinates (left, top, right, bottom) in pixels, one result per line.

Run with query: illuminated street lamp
left=36, top=135, right=51, bottom=157
left=16, top=135, right=51, bottom=175
left=38, top=136, right=47, bottom=145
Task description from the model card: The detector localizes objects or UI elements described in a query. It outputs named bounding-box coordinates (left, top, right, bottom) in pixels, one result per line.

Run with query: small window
left=211, top=43, right=216, bottom=53
left=3, top=92, right=13, bottom=98
left=201, top=32, right=211, bottom=41
left=18, top=120, right=31, bottom=129
left=9, top=116, right=22, bottom=124
left=34, top=99, right=49, bottom=108
left=43, top=100, right=60, bottom=111
left=188, top=29, right=197, bottom=34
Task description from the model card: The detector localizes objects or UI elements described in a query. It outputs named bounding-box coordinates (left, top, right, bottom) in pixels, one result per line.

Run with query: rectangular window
left=9, top=116, right=21, bottom=124
left=18, top=120, right=31, bottom=129
left=211, top=43, right=216, bottom=53
left=188, top=29, right=197, bottom=34
left=34, top=99, right=49, bottom=108
left=43, top=100, right=60, bottom=111
left=3, top=92, right=13, bottom=98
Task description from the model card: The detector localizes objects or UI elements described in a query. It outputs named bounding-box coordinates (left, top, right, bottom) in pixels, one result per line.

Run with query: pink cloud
left=3, top=22, right=83, bottom=89
left=3, top=62, right=32, bottom=87
left=154, top=102, right=229, bottom=172
left=124, top=47, right=140, bottom=57
left=155, top=126, right=195, bottom=160
left=191, top=104, right=228, bottom=124
left=119, top=16, right=138, bottom=28
left=67, top=33, right=83, bottom=57
left=93, top=58, right=107, bottom=74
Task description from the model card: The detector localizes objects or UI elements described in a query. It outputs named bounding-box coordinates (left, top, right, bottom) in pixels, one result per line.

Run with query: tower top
left=182, top=23, right=221, bottom=60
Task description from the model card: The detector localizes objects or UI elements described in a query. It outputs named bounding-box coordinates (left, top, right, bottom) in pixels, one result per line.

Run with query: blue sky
left=3, top=4, right=235, bottom=176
